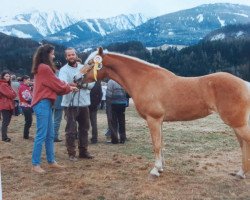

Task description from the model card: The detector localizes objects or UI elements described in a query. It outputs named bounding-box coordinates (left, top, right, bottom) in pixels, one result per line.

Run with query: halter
left=73, top=55, right=103, bottom=88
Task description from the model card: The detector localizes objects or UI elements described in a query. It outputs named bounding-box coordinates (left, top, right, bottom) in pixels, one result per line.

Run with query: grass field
left=0, top=103, right=250, bottom=200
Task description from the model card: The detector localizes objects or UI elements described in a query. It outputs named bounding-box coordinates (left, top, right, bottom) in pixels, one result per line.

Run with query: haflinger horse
left=78, top=47, right=250, bottom=179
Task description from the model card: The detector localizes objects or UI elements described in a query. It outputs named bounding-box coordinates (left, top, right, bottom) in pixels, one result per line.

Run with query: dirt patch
left=1, top=104, right=250, bottom=200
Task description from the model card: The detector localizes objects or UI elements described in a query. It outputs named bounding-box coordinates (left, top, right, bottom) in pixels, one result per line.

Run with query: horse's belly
left=164, top=102, right=213, bottom=121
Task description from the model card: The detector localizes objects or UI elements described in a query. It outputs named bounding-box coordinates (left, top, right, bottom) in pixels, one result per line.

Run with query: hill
left=204, top=23, right=250, bottom=41
left=0, top=33, right=66, bottom=75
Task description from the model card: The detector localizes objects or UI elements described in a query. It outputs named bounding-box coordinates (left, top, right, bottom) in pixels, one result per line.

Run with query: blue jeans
left=32, top=99, right=55, bottom=165
left=53, top=108, right=63, bottom=140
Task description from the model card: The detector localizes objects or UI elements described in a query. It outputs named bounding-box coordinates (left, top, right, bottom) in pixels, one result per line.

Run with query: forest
left=104, top=40, right=250, bottom=81
left=0, top=32, right=250, bottom=81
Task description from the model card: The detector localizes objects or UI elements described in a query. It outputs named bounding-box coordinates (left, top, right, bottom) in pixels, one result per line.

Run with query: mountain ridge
left=1, top=3, right=250, bottom=49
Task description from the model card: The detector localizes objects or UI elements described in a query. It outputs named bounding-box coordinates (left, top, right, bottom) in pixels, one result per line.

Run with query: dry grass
left=1, top=103, right=250, bottom=200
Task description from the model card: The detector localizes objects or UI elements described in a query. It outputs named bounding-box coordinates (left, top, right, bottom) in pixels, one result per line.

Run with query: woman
left=31, top=44, right=78, bottom=173
left=0, top=71, right=17, bottom=142
left=18, top=75, right=33, bottom=139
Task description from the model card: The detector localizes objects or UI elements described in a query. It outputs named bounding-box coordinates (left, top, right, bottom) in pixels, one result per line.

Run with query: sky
left=1, top=0, right=250, bottom=18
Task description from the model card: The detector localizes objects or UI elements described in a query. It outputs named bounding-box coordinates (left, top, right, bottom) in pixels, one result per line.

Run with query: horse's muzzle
left=73, top=73, right=85, bottom=89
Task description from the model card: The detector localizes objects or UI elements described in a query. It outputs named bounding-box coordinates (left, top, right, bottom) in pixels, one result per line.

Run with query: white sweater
left=59, top=63, right=94, bottom=107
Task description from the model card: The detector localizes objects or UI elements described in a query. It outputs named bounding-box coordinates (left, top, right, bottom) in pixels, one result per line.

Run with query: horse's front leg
left=147, top=117, right=164, bottom=178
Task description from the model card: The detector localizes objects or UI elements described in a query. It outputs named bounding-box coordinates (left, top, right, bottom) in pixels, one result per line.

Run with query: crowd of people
left=0, top=44, right=130, bottom=173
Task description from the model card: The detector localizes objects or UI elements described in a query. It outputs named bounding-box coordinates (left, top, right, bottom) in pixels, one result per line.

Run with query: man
left=59, top=47, right=94, bottom=161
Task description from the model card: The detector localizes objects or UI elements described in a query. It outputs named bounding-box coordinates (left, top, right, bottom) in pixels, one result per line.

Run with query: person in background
left=18, top=75, right=33, bottom=139
left=59, top=47, right=94, bottom=161
left=31, top=44, right=78, bottom=173
left=11, top=74, right=20, bottom=116
left=105, top=80, right=112, bottom=143
left=107, top=79, right=128, bottom=144
left=100, top=82, right=107, bottom=110
left=76, top=57, right=82, bottom=64
left=52, top=61, right=63, bottom=142
left=0, top=71, right=17, bottom=142
left=89, top=81, right=102, bottom=144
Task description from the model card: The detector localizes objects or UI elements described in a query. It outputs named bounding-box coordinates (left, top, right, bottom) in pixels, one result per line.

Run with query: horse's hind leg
left=161, top=126, right=165, bottom=170
left=147, top=117, right=164, bottom=177
left=234, top=126, right=250, bottom=178
left=234, top=126, right=250, bottom=143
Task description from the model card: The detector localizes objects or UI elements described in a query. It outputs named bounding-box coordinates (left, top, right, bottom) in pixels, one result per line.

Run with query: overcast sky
left=1, top=0, right=250, bottom=18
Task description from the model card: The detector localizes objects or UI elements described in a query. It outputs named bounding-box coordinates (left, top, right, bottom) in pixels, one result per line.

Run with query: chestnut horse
left=79, top=47, right=250, bottom=179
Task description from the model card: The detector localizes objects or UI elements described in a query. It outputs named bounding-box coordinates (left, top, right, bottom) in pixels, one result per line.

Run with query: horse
left=78, top=47, right=250, bottom=179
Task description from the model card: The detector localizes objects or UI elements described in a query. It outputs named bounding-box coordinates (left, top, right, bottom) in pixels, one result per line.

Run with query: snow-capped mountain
left=1, top=3, right=250, bottom=49
left=0, top=10, right=79, bottom=39
left=45, top=13, right=149, bottom=46
left=204, top=23, right=250, bottom=41
left=95, top=3, right=250, bottom=48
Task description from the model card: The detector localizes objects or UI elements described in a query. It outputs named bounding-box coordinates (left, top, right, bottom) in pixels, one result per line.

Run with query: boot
left=79, top=151, right=94, bottom=159
left=111, top=137, right=119, bottom=144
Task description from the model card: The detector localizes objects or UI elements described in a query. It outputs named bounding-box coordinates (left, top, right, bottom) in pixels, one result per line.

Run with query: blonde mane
left=108, top=52, right=161, bottom=69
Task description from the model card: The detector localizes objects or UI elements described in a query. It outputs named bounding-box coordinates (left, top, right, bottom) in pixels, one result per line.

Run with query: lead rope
left=69, top=83, right=89, bottom=115
left=68, top=90, right=81, bottom=115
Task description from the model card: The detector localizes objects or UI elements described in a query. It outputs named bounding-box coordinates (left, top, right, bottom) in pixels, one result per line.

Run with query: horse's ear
left=98, top=47, right=103, bottom=56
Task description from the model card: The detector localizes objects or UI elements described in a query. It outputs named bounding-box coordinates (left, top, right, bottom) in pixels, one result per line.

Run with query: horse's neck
left=104, top=54, right=175, bottom=96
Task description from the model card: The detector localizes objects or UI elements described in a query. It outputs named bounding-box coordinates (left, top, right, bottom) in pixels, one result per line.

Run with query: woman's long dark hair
left=31, top=44, right=56, bottom=74
left=1, top=71, right=11, bottom=85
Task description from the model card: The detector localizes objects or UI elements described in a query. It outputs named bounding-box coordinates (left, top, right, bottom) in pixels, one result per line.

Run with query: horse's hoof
left=229, top=172, right=246, bottom=179
left=236, top=168, right=246, bottom=179
left=150, top=167, right=160, bottom=177
left=148, top=174, right=159, bottom=181
left=235, top=174, right=246, bottom=179
left=236, top=170, right=246, bottom=179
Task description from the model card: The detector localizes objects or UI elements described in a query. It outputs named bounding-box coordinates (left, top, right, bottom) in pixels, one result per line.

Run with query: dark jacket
left=89, top=81, right=102, bottom=110
left=107, top=80, right=128, bottom=105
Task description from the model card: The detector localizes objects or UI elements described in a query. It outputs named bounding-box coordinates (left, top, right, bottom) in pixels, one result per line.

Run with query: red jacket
left=31, top=64, right=71, bottom=107
left=18, top=83, right=32, bottom=107
left=0, top=80, right=17, bottom=110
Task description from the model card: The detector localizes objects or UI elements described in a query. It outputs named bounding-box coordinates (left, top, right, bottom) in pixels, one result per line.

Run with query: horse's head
left=74, top=47, right=106, bottom=85
left=73, top=47, right=107, bottom=87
